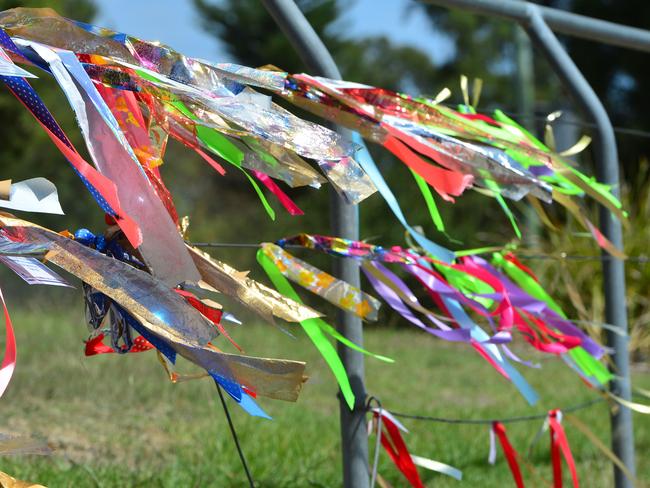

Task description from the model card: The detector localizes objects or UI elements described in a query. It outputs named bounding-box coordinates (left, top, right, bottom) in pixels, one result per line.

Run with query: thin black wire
left=501, top=111, right=650, bottom=140
left=189, top=242, right=649, bottom=263
left=437, top=105, right=650, bottom=140
left=216, top=384, right=255, bottom=488
left=382, top=397, right=605, bottom=425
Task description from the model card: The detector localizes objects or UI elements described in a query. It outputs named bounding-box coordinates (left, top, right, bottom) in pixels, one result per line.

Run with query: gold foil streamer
left=132, top=311, right=305, bottom=401
left=0, top=180, right=10, bottom=200
left=0, top=217, right=306, bottom=401
left=0, top=471, right=46, bottom=488
left=187, top=245, right=321, bottom=324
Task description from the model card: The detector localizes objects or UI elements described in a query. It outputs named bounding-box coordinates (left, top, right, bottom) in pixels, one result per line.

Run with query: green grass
left=0, top=305, right=648, bottom=487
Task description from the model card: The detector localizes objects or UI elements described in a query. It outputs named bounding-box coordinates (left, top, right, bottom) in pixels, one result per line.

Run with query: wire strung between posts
left=189, top=242, right=650, bottom=263
left=381, top=397, right=605, bottom=425
left=435, top=105, right=650, bottom=140
left=501, top=111, right=650, bottom=140
left=215, top=384, right=255, bottom=488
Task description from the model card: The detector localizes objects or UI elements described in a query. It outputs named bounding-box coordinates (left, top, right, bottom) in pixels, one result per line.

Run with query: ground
left=0, top=305, right=648, bottom=487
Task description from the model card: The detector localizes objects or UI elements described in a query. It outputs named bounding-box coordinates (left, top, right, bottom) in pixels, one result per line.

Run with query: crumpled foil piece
left=187, top=244, right=322, bottom=325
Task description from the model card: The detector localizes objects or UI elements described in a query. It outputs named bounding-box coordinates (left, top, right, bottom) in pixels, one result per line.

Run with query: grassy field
left=0, top=302, right=648, bottom=487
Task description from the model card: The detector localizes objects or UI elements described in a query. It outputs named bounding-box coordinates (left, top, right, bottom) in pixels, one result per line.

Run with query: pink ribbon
left=0, top=287, right=16, bottom=397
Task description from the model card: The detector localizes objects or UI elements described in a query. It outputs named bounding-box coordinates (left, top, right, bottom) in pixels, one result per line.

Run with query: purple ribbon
left=363, top=262, right=511, bottom=345
left=470, top=256, right=604, bottom=358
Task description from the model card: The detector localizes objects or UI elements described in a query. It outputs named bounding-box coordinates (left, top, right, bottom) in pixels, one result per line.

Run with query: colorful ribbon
left=0, top=287, right=15, bottom=398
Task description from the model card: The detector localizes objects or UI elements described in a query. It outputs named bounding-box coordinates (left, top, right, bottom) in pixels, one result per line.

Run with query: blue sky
left=94, top=0, right=454, bottom=65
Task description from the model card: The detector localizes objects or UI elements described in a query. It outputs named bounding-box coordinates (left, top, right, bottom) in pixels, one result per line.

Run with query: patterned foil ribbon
left=260, top=243, right=381, bottom=321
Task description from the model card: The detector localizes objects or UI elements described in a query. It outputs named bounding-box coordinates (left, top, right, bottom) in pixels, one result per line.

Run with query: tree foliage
left=0, top=0, right=99, bottom=231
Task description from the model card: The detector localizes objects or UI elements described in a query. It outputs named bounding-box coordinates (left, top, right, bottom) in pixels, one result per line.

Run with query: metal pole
left=423, top=0, right=637, bottom=484
left=260, top=2, right=370, bottom=487
left=521, top=8, right=636, bottom=486
left=421, top=0, right=650, bottom=52
left=514, top=12, right=540, bottom=248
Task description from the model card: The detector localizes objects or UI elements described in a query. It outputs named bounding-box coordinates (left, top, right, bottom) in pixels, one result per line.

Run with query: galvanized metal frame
left=262, top=0, right=640, bottom=487
left=261, top=1, right=370, bottom=486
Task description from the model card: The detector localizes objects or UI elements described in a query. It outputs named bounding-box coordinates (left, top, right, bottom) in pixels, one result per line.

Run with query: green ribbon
left=409, top=169, right=445, bottom=233
left=136, top=68, right=277, bottom=220
left=257, top=250, right=393, bottom=410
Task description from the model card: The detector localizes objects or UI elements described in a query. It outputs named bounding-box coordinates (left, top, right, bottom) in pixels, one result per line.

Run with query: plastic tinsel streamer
left=548, top=410, right=579, bottom=488
left=0, top=34, right=141, bottom=247
left=257, top=249, right=392, bottom=410
left=161, top=93, right=279, bottom=221
left=0, top=287, right=15, bottom=398
left=491, top=422, right=525, bottom=488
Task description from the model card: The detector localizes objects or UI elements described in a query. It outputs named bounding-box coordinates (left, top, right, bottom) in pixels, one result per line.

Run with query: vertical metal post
left=260, top=1, right=370, bottom=486
left=423, top=1, right=638, bottom=483
left=514, top=14, right=540, bottom=248
left=521, top=7, right=635, bottom=487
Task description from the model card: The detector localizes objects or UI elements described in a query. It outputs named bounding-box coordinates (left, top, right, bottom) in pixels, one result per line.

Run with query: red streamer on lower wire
left=492, top=421, right=525, bottom=488
left=375, top=411, right=424, bottom=488
left=549, top=410, right=580, bottom=488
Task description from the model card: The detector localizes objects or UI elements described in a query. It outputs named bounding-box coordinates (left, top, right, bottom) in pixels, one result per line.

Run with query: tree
left=0, top=0, right=99, bottom=231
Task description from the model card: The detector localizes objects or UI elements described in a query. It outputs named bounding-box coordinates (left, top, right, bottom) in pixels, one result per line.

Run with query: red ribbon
left=374, top=411, right=424, bottom=488
left=84, top=333, right=153, bottom=356
left=458, top=112, right=501, bottom=127
left=383, top=135, right=472, bottom=202
left=173, top=289, right=241, bottom=351
left=251, top=170, right=304, bottom=216
left=492, top=422, right=525, bottom=488
left=549, top=410, right=580, bottom=488
left=2, top=78, right=142, bottom=247
left=0, top=287, right=16, bottom=398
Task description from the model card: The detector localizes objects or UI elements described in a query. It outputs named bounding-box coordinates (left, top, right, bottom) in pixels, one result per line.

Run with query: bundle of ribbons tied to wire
left=0, top=7, right=645, bottom=487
